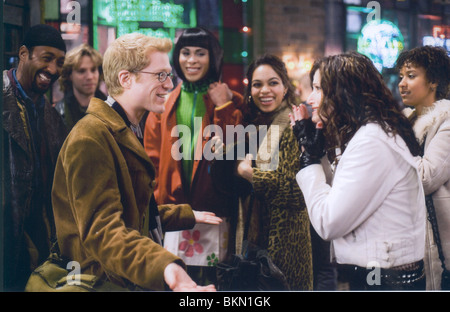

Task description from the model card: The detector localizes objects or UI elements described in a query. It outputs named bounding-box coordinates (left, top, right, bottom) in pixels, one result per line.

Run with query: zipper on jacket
left=190, top=91, right=198, bottom=153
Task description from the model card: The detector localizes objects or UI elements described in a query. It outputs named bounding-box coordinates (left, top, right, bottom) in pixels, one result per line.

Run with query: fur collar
left=413, top=99, right=450, bottom=145
left=255, top=104, right=292, bottom=171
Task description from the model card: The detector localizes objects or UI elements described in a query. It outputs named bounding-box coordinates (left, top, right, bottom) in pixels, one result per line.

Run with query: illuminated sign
left=423, top=25, right=450, bottom=54
left=433, top=25, right=450, bottom=39
left=93, top=0, right=196, bottom=51
left=357, top=19, right=405, bottom=72
left=423, top=36, right=450, bottom=53
left=94, top=0, right=194, bottom=38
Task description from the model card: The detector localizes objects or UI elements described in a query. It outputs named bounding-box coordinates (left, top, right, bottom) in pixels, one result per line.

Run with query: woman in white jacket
left=290, top=52, right=427, bottom=290
left=396, top=46, right=450, bottom=290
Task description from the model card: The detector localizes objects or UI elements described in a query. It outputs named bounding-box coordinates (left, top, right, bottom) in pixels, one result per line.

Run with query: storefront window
left=344, top=2, right=406, bottom=99
left=93, top=0, right=196, bottom=53
left=344, top=0, right=449, bottom=100
left=420, top=21, right=450, bottom=55
left=59, top=0, right=91, bottom=52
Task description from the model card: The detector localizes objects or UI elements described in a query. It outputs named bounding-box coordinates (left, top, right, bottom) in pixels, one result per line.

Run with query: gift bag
left=164, top=219, right=229, bottom=266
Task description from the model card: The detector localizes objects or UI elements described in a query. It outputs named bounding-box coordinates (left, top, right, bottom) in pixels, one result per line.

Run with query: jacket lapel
left=3, top=99, right=31, bottom=154
left=3, top=73, right=32, bottom=155
left=87, top=98, right=154, bottom=168
left=165, top=84, right=182, bottom=118
left=114, top=126, right=151, bottom=162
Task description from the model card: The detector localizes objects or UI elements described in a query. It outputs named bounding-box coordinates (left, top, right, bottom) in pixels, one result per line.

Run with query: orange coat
left=144, top=83, right=243, bottom=217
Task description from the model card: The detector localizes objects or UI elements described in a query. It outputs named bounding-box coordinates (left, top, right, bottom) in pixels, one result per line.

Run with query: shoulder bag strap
left=425, top=194, right=447, bottom=271
left=421, top=138, right=447, bottom=271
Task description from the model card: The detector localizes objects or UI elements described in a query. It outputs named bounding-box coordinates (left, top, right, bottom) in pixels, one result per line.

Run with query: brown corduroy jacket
left=51, top=98, right=195, bottom=290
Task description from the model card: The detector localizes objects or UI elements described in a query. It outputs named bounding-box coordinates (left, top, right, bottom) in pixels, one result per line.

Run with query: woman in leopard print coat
left=236, top=54, right=313, bottom=290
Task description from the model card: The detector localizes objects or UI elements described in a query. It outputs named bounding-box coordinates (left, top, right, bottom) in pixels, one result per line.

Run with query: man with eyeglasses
left=50, top=33, right=221, bottom=291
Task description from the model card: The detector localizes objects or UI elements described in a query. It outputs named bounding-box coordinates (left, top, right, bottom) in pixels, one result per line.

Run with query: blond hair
left=103, top=33, right=173, bottom=97
left=59, top=43, right=103, bottom=93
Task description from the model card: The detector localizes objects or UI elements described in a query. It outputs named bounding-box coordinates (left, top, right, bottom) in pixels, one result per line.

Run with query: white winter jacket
left=412, top=99, right=450, bottom=290
left=296, top=123, right=426, bottom=269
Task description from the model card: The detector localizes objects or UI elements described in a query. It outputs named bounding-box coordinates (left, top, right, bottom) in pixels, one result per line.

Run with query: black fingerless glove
left=300, top=128, right=326, bottom=169
left=293, top=119, right=326, bottom=170
left=292, top=118, right=316, bottom=147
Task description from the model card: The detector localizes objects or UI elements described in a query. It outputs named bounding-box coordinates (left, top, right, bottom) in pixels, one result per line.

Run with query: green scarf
left=176, top=80, right=212, bottom=190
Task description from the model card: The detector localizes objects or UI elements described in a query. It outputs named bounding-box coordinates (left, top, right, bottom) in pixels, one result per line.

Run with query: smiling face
left=70, top=55, right=100, bottom=103
left=18, top=45, right=65, bottom=97
left=250, top=64, right=287, bottom=113
left=398, top=63, right=437, bottom=113
left=179, top=46, right=210, bottom=82
left=131, top=50, right=174, bottom=115
left=306, top=70, right=323, bottom=124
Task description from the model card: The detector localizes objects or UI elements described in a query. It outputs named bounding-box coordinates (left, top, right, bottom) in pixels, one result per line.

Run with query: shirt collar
left=108, top=96, right=143, bottom=141
left=12, top=68, right=45, bottom=112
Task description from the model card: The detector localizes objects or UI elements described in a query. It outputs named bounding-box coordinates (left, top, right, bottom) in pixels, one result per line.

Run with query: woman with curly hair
left=290, top=51, right=426, bottom=290
left=396, top=46, right=450, bottom=290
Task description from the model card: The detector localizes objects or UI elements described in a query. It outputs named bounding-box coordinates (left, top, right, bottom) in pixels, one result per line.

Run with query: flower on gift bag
left=179, top=230, right=204, bottom=257
left=207, top=253, right=218, bottom=266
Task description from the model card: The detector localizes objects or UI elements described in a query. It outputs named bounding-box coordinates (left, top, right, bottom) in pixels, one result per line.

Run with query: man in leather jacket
left=2, top=24, right=67, bottom=291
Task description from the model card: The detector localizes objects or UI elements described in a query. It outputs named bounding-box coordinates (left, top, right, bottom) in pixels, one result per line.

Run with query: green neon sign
left=357, top=19, right=404, bottom=72
left=93, top=0, right=197, bottom=49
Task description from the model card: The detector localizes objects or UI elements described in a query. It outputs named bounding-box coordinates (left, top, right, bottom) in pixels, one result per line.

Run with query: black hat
left=22, top=24, right=66, bottom=53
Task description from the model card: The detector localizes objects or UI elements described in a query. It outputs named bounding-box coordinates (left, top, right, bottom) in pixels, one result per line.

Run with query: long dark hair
left=315, top=51, right=421, bottom=156
left=242, top=54, right=297, bottom=125
left=172, top=27, right=223, bottom=82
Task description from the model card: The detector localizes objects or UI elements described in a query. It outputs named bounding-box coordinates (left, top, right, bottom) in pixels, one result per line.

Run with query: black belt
left=342, top=260, right=425, bottom=291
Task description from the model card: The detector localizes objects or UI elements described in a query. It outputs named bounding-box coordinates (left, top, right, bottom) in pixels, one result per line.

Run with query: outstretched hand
left=164, top=263, right=216, bottom=292
left=193, top=210, right=223, bottom=225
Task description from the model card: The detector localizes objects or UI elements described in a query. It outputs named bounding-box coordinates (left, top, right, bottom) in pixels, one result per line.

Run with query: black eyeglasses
left=135, top=71, right=173, bottom=83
